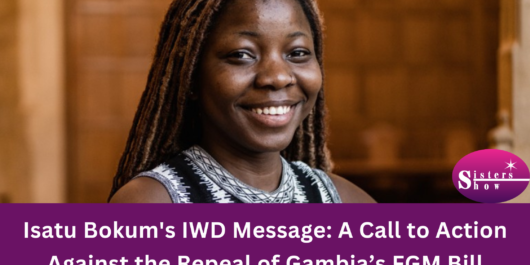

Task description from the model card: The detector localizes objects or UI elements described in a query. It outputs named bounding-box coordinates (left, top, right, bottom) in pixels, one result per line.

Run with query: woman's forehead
left=221, top=0, right=302, bottom=14
left=212, top=0, right=311, bottom=34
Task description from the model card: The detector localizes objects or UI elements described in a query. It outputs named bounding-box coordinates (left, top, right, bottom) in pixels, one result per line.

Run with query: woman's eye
left=288, top=50, right=311, bottom=61
left=229, top=51, right=254, bottom=60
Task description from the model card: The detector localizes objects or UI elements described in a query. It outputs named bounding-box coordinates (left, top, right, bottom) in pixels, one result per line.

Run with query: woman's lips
left=242, top=104, right=298, bottom=128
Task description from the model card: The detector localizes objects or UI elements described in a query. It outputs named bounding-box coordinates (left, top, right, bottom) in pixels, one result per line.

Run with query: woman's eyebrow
left=287, top=31, right=309, bottom=38
left=234, top=31, right=309, bottom=39
left=238, top=31, right=260, bottom=38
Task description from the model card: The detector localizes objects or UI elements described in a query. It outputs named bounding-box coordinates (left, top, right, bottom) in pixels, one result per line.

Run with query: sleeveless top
left=135, top=146, right=342, bottom=203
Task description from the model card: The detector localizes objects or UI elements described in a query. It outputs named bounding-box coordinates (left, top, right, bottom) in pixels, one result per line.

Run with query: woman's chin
left=242, top=135, right=295, bottom=154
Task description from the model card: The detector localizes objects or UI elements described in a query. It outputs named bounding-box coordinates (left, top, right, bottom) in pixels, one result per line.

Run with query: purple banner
left=0, top=204, right=528, bottom=264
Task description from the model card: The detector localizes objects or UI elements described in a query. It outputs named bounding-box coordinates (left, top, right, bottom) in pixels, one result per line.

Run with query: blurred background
left=1, top=0, right=529, bottom=203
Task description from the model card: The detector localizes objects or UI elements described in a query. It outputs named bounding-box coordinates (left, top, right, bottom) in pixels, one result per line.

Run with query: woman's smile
left=241, top=101, right=300, bottom=128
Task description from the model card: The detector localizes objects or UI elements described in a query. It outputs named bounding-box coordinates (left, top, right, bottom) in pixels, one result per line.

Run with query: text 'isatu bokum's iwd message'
left=24, top=221, right=506, bottom=265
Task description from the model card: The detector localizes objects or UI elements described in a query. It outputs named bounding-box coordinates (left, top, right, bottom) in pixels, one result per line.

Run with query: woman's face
left=197, top=0, right=322, bottom=154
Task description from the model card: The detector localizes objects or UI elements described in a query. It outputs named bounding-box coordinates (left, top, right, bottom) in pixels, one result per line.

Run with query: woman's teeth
left=251, top=106, right=292, bottom=115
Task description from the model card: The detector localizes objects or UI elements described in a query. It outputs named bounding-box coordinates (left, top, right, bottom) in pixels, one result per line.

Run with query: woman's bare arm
left=109, top=177, right=172, bottom=203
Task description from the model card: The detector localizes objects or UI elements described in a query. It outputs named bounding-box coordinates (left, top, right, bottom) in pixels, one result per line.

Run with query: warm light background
left=1, top=0, right=529, bottom=203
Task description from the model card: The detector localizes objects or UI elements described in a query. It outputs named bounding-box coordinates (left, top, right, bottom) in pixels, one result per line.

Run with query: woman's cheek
left=297, top=67, right=322, bottom=99
left=214, top=66, right=251, bottom=95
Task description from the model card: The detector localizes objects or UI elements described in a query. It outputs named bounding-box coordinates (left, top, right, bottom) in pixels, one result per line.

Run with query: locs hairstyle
left=109, top=0, right=331, bottom=200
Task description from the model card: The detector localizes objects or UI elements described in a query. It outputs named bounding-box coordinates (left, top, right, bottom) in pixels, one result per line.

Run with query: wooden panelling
left=0, top=0, right=27, bottom=203
left=322, top=0, right=498, bottom=165
left=66, top=0, right=172, bottom=202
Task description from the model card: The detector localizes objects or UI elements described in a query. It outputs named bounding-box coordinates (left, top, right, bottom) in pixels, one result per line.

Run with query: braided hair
left=109, top=0, right=331, bottom=200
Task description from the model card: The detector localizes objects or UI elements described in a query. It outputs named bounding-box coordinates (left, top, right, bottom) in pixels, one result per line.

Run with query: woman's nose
left=254, top=55, right=293, bottom=90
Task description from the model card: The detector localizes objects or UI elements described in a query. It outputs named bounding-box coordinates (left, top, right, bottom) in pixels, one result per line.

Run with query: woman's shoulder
left=110, top=154, right=188, bottom=203
left=109, top=176, right=172, bottom=203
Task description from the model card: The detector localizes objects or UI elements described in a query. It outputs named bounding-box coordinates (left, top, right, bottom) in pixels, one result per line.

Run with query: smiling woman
left=108, top=0, right=374, bottom=203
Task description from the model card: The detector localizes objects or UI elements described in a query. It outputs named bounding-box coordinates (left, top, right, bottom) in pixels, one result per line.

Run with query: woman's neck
left=198, top=139, right=283, bottom=193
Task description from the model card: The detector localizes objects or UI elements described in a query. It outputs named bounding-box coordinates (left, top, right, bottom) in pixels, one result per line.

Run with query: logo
left=452, top=149, right=530, bottom=203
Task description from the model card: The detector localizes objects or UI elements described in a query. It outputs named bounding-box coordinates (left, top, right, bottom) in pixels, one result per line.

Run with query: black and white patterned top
left=136, top=146, right=342, bottom=203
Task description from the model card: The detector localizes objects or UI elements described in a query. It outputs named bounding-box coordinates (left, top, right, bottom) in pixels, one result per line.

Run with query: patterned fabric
left=135, top=146, right=342, bottom=203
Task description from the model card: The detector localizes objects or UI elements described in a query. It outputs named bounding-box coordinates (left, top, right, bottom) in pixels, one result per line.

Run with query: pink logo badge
left=452, top=149, right=530, bottom=203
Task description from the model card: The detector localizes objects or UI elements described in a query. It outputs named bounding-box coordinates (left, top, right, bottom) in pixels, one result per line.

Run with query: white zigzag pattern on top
left=313, top=169, right=342, bottom=203
left=138, top=163, right=192, bottom=203
left=184, top=157, right=234, bottom=203
left=137, top=146, right=340, bottom=203
left=291, top=161, right=338, bottom=203
left=183, top=146, right=296, bottom=203
left=287, top=164, right=309, bottom=203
